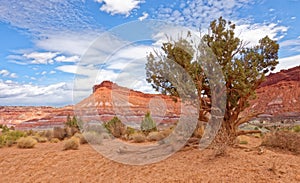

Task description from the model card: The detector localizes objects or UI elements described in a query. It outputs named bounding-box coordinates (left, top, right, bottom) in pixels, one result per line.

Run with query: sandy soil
left=0, top=136, right=299, bottom=183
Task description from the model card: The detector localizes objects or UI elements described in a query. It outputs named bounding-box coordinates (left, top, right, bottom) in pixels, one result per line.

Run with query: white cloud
left=235, top=23, right=288, bottom=47
left=0, top=0, right=96, bottom=36
left=9, top=73, right=18, bottom=78
left=0, top=81, right=73, bottom=106
left=280, top=39, right=300, bottom=52
left=95, top=0, right=143, bottom=16
left=23, top=52, right=59, bottom=64
left=34, top=32, right=99, bottom=56
left=56, top=65, right=78, bottom=74
left=0, top=69, right=18, bottom=78
left=273, top=54, right=300, bottom=73
left=0, top=70, right=10, bottom=77
left=55, top=55, right=80, bottom=63
left=138, top=12, right=148, bottom=21
left=155, top=0, right=254, bottom=28
left=41, top=71, right=47, bottom=75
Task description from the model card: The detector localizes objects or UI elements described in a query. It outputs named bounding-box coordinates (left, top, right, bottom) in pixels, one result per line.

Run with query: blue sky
left=0, top=0, right=299, bottom=106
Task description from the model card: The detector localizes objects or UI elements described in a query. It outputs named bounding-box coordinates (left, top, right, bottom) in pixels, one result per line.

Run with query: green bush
left=63, top=137, right=80, bottom=150
left=17, top=136, right=37, bottom=148
left=104, top=117, right=126, bottom=138
left=0, top=130, right=27, bottom=147
left=141, top=112, right=157, bottom=134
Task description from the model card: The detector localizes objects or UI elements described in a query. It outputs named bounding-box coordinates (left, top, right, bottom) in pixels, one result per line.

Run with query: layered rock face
left=4, top=106, right=74, bottom=130
left=2, top=66, right=299, bottom=130
left=244, top=66, right=300, bottom=122
left=75, top=81, right=182, bottom=127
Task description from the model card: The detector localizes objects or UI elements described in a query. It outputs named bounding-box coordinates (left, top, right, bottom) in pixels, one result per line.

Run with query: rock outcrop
left=243, top=66, right=300, bottom=122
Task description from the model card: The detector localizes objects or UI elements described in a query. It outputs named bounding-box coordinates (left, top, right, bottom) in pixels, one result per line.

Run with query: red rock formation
left=3, top=65, right=300, bottom=130
left=243, top=66, right=300, bottom=121
left=75, top=81, right=182, bottom=127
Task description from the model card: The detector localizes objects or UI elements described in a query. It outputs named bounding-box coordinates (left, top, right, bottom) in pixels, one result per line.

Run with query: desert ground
left=0, top=135, right=299, bottom=183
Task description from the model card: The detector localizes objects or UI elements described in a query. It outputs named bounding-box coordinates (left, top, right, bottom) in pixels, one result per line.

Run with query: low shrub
left=63, top=137, right=80, bottom=150
left=83, top=131, right=103, bottom=145
left=37, top=136, right=48, bottom=143
left=53, top=127, right=66, bottom=140
left=140, top=112, right=157, bottom=135
left=104, top=117, right=126, bottom=138
left=292, top=125, right=300, bottom=133
left=74, top=133, right=88, bottom=144
left=262, top=131, right=300, bottom=154
left=17, top=136, right=37, bottom=149
left=50, top=138, right=60, bottom=143
left=147, top=131, right=164, bottom=141
left=131, top=133, right=146, bottom=143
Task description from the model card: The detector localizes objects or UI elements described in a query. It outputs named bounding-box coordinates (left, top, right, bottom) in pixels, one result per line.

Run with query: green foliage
left=1, top=125, right=10, bottom=133
left=140, top=112, right=157, bottom=134
left=66, top=115, right=81, bottom=130
left=0, top=130, right=27, bottom=147
left=145, top=17, right=279, bottom=137
left=17, top=136, right=37, bottom=149
left=104, top=116, right=126, bottom=138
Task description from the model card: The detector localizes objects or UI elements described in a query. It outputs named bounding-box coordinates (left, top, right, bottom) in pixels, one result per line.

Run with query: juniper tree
left=145, top=17, right=279, bottom=141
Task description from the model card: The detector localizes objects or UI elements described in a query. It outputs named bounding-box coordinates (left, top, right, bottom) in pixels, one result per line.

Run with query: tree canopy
left=145, top=17, right=279, bottom=140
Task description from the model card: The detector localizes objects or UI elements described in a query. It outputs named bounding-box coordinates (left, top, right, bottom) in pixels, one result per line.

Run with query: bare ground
left=0, top=136, right=299, bottom=183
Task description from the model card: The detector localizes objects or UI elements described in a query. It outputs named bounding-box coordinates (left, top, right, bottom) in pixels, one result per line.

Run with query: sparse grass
left=63, top=137, right=80, bottom=150
left=17, top=136, right=37, bottom=149
left=131, top=133, right=146, bottom=143
left=262, top=131, right=300, bottom=154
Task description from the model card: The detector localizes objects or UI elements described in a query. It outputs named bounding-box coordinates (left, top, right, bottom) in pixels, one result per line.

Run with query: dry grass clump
left=32, top=136, right=48, bottom=143
left=50, top=138, right=60, bottom=143
left=83, top=131, right=103, bottom=145
left=63, top=137, right=80, bottom=150
left=131, top=133, right=146, bottom=143
left=147, top=131, right=164, bottom=141
left=17, top=136, right=37, bottom=149
left=262, top=131, right=300, bottom=154
left=74, top=133, right=88, bottom=144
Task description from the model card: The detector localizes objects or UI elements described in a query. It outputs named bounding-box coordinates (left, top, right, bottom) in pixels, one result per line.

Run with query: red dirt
left=0, top=136, right=299, bottom=183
